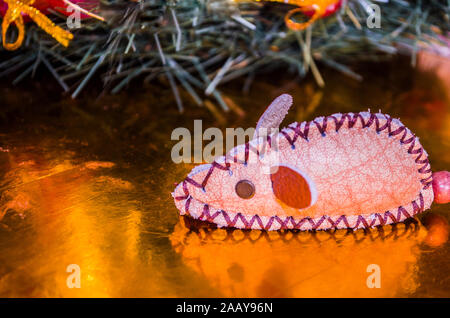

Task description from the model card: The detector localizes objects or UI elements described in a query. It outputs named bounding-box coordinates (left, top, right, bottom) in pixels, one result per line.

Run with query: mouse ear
left=254, top=94, right=293, bottom=139
left=270, top=165, right=316, bottom=210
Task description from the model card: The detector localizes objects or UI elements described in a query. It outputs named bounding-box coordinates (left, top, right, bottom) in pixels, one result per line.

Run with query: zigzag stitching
left=180, top=111, right=433, bottom=229
left=187, top=190, right=426, bottom=231
left=178, top=217, right=420, bottom=244
left=185, top=111, right=432, bottom=192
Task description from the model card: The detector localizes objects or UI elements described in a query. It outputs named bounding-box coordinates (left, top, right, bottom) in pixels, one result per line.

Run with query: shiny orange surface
left=0, top=59, right=449, bottom=297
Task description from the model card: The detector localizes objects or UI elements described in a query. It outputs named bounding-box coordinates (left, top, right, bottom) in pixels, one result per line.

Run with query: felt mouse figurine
left=172, top=94, right=450, bottom=231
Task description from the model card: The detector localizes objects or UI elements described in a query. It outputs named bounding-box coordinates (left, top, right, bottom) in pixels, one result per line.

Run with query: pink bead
left=432, top=171, right=450, bottom=204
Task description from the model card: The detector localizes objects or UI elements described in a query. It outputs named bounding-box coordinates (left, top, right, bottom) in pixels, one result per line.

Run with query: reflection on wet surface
left=171, top=216, right=426, bottom=297
left=0, top=59, right=449, bottom=297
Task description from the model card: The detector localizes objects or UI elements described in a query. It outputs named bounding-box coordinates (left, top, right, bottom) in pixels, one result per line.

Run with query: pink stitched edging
left=173, top=111, right=434, bottom=231
left=173, top=183, right=430, bottom=230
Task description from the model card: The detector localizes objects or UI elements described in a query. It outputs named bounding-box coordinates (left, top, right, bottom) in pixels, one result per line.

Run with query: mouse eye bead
left=235, top=180, right=255, bottom=199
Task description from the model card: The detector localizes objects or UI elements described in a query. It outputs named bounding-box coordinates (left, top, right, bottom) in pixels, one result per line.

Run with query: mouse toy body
left=172, top=94, right=450, bottom=231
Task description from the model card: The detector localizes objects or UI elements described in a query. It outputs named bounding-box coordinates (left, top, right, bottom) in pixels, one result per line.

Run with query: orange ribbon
left=235, top=0, right=340, bottom=30
left=2, top=0, right=73, bottom=50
